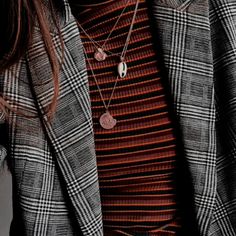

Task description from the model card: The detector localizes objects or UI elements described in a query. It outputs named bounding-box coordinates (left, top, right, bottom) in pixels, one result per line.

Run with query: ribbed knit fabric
left=70, top=0, right=181, bottom=235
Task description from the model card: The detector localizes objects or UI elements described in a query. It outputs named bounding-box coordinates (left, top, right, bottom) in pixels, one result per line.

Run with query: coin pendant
left=99, top=111, right=117, bottom=130
left=94, top=48, right=107, bottom=61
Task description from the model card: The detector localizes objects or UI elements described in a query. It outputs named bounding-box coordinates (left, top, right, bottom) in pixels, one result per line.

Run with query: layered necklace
left=79, top=0, right=140, bottom=129
left=77, top=0, right=130, bottom=63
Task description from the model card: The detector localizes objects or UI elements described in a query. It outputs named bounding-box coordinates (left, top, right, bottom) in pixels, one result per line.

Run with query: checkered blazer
left=0, top=0, right=236, bottom=235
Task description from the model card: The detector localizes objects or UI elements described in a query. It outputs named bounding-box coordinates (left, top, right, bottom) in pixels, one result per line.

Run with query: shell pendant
left=94, top=48, right=107, bottom=61
left=118, top=61, right=128, bottom=78
left=99, top=111, right=117, bottom=130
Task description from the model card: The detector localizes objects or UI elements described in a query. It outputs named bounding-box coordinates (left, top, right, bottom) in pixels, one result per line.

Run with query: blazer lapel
left=26, top=14, right=103, bottom=236
left=149, top=0, right=216, bottom=235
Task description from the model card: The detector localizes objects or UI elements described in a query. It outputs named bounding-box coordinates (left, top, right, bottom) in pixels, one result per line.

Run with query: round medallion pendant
left=99, top=111, right=117, bottom=130
left=94, top=48, right=107, bottom=61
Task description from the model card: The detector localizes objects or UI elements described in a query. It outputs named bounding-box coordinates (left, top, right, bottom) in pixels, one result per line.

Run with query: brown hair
left=0, top=0, right=62, bottom=120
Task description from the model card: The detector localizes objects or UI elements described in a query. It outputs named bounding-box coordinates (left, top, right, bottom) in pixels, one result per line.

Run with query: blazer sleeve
left=0, top=71, right=8, bottom=168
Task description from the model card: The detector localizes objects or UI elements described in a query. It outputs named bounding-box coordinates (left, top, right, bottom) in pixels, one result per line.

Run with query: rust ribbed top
left=71, top=0, right=181, bottom=235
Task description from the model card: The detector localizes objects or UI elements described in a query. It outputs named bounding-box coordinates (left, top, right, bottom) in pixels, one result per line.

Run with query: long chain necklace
left=82, top=0, right=140, bottom=130
left=77, top=0, right=131, bottom=62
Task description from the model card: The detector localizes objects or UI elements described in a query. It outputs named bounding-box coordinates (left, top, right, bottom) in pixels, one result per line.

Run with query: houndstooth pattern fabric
left=0, top=0, right=236, bottom=235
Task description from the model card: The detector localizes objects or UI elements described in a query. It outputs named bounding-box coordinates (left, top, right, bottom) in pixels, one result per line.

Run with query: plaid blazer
left=0, top=0, right=236, bottom=235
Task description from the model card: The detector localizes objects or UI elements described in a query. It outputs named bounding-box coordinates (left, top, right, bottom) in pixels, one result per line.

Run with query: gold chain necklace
left=82, top=0, right=140, bottom=130
left=71, top=0, right=116, bottom=8
left=77, top=0, right=131, bottom=62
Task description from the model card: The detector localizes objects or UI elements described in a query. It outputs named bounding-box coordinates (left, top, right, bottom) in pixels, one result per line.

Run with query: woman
left=0, top=0, right=236, bottom=235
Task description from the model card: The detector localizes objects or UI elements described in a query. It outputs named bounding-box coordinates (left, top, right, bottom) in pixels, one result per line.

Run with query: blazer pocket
left=158, top=0, right=194, bottom=11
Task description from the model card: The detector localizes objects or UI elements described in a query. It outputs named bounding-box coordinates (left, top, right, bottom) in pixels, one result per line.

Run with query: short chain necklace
left=82, top=0, right=140, bottom=130
left=77, top=0, right=131, bottom=62
left=71, top=0, right=116, bottom=7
